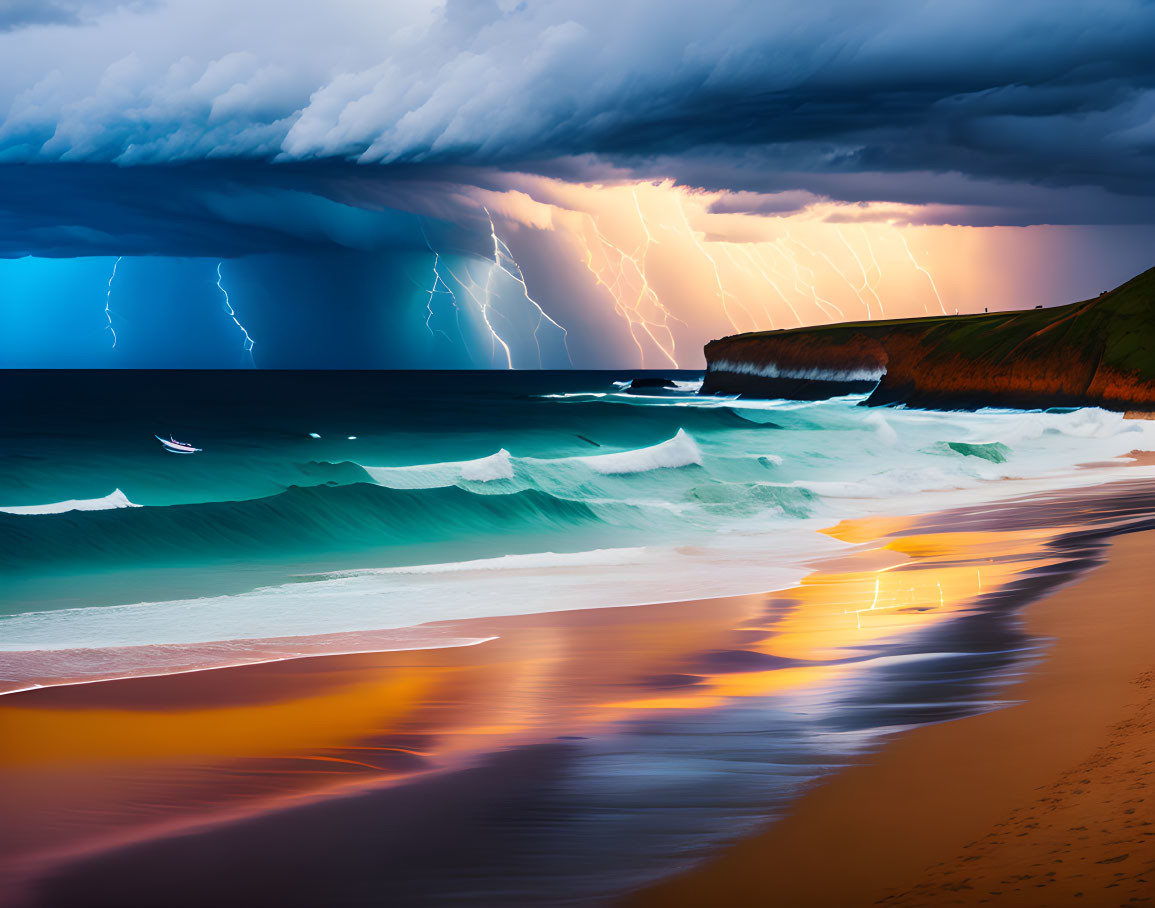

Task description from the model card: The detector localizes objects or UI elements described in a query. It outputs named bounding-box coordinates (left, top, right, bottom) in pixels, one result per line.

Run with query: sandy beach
left=2, top=479, right=1153, bottom=907
left=635, top=528, right=1155, bottom=907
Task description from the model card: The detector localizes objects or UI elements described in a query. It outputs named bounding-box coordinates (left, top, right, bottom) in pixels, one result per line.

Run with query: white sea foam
left=459, top=449, right=514, bottom=481
left=795, top=466, right=965, bottom=500
left=308, top=546, right=648, bottom=578
left=0, top=489, right=139, bottom=515
left=865, top=411, right=898, bottom=445
left=709, top=358, right=884, bottom=383
left=567, top=429, right=702, bottom=475
left=546, top=378, right=702, bottom=398
left=0, top=539, right=817, bottom=653
left=363, top=449, right=513, bottom=488
left=363, top=431, right=702, bottom=488
left=540, top=391, right=609, bottom=398
left=991, top=407, right=1142, bottom=443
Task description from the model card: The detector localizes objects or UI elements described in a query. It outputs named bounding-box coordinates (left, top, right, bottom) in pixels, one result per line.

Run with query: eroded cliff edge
left=702, top=266, right=1155, bottom=411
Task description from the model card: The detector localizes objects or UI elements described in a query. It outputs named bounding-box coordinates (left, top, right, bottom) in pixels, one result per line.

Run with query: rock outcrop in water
left=702, top=266, right=1155, bottom=411
left=623, top=377, right=680, bottom=395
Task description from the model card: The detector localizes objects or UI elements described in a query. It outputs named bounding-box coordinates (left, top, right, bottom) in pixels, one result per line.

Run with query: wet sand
left=634, top=528, right=1155, bottom=907
left=2, top=480, right=1153, bottom=906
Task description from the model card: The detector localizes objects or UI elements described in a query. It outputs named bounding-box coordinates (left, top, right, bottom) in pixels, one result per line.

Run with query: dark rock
left=627, top=377, right=678, bottom=389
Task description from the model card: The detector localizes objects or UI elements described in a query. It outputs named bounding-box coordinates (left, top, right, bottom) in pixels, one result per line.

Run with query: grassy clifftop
left=703, top=266, right=1155, bottom=410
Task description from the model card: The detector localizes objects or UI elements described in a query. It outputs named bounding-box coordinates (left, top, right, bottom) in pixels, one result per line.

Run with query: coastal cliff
left=702, top=266, right=1155, bottom=411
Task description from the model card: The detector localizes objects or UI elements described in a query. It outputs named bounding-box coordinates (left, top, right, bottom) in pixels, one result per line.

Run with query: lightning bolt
left=419, top=224, right=464, bottom=345
left=782, top=233, right=847, bottom=320
left=576, top=207, right=682, bottom=368
left=418, top=220, right=475, bottom=362
left=740, top=245, right=803, bottom=326
left=460, top=183, right=959, bottom=347
left=676, top=199, right=756, bottom=332
left=722, top=245, right=786, bottom=327
left=899, top=232, right=948, bottom=315
left=770, top=238, right=843, bottom=322
left=836, top=229, right=880, bottom=320
left=627, top=191, right=685, bottom=360
left=860, top=227, right=887, bottom=317
left=579, top=219, right=650, bottom=365
left=797, top=238, right=872, bottom=320
left=423, top=250, right=457, bottom=340
left=428, top=212, right=566, bottom=370
left=485, top=208, right=572, bottom=367
left=754, top=244, right=808, bottom=325
left=443, top=261, right=515, bottom=369
left=216, top=262, right=255, bottom=359
left=711, top=236, right=852, bottom=329
left=103, top=255, right=122, bottom=348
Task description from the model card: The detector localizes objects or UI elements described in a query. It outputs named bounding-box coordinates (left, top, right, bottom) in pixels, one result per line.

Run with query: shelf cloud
left=0, top=0, right=1151, bottom=224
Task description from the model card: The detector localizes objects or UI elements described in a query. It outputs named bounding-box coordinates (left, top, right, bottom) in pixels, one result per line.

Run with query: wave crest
left=709, top=358, right=884, bottom=383
left=363, top=449, right=514, bottom=488
left=567, top=429, right=703, bottom=475
left=0, top=488, right=139, bottom=515
left=363, top=430, right=704, bottom=491
left=0, top=484, right=607, bottom=571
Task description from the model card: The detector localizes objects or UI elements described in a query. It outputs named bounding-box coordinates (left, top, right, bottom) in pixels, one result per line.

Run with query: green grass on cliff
left=728, top=265, right=1155, bottom=382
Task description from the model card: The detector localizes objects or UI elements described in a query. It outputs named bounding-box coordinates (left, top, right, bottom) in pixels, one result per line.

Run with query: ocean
left=2, top=369, right=1154, bottom=687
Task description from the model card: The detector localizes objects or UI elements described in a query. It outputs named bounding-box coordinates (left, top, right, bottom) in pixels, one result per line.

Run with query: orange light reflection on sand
left=0, top=673, right=440, bottom=765
left=0, top=520, right=1063, bottom=888
left=613, top=528, right=1058, bottom=708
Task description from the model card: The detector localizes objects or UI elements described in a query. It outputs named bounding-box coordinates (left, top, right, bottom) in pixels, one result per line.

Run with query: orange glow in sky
left=460, top=177, right=1113, bottom=368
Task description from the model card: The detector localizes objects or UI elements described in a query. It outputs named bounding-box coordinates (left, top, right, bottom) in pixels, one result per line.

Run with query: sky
left=1, top=0, right=1154, bottom=368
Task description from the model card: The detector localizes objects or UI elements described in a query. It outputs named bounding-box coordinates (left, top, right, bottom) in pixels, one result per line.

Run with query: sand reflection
left=0, top=516, right=1067, bottom=899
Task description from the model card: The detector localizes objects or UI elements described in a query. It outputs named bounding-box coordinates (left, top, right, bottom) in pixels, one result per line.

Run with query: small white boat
left=155, top=434, right=202, bottom=454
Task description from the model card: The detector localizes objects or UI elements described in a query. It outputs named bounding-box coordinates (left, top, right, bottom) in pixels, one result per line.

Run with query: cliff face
left=702, top=266, right=1155, bottom=411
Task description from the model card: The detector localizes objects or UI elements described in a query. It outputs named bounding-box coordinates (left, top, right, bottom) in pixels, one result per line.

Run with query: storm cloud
left=0, top=0, right=1151, bottom=228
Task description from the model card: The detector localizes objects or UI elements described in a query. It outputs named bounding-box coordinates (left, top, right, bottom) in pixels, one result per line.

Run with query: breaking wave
left=0, top=483, right=616, bottom=572
left=709, top=357, right=884, bottom=383
left=545, top=428, right=702, bottom=475
left=0, top=488, right=139, bottom=515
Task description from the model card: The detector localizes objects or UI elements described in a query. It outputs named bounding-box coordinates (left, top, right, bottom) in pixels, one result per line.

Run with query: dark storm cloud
left=282, top=0, right=1155, bottom=212
left=0, top=161, right=503, bottom=258
left=692, top=160, right=1155, bottom=226
left=0, top=0, right=1154, bottom=252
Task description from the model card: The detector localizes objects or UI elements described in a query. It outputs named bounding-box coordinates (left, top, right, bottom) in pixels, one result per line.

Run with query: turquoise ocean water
left=3, top=369, right=1154, bottom=686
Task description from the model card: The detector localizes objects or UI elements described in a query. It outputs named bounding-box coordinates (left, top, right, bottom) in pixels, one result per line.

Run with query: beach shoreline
left=2, top=477, right=1153, bottom=906
left=633, top=526, right=1155, bottom=907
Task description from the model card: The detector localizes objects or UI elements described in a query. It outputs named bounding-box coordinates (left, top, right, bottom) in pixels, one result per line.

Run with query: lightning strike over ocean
left=215, top=262, right=255, bottom=359
left=676, top=200, right=753, bottom=333
left=485, top=209, right=572, bottom=367
left=418, top=221, right=466, bottom=350
left=422, top=252, right=462, bottom=343
left=553, top=180, right=961, bottom=363
left=444, top=261, right=515, bottom=369
left=576, top=210, right=682, bottom=368
left=103, top=255, right=122, bottom=348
